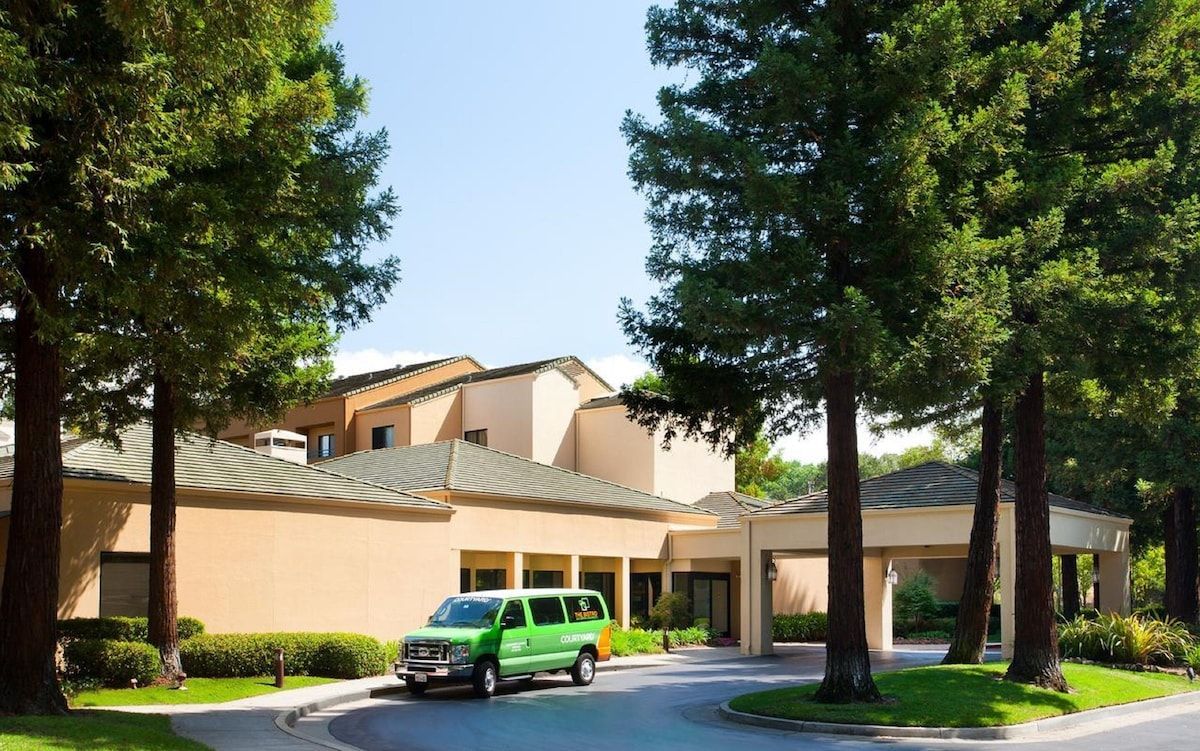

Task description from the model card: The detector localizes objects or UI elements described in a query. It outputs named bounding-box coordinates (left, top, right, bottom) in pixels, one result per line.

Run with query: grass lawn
left=71, top=676, right=338, bottom=707
left=0, top=711, right=207, bottom=750
left=728, top=662, right=1199, bottom=728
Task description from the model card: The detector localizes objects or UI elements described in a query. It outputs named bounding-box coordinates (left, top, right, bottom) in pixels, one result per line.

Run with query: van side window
left=501, top=599, right=526, bottom=628
left=528, top=596, right=566, bottom=626
left=565, top=595, right=605, bottom=622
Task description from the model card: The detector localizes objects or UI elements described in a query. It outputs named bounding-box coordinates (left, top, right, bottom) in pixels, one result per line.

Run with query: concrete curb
left=717, top=690, right=1200, bottom=741
left=274, top=684, right=405, bottom=751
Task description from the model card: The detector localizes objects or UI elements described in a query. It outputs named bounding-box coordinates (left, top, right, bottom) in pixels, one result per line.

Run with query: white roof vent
left=252, top=429, right=307, bottom=465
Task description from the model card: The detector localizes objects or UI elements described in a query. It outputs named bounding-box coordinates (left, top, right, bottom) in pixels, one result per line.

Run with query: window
left=582, top=572, right=615, bottom=612
left=631, top=573, right=662, bottom=621
left=99, top=552, right=149, bottom=617
left=474, top=568, right=505, bottom=591
left=528, top=597, right=566, bottom=626
left=371, top=425, right=394, bottom=450
left=521, top=569, right=564, bottom=589
left=316, top=433, right=335, bottom=458
left=460, top=568, right=471, bottom=593
left=464, top=429, right=487, bottom=446
left=501, top=600, right=527, bottom=628
left=564, top=594, right=606, bottom=623
left=672, top=572, right=731, bottom=636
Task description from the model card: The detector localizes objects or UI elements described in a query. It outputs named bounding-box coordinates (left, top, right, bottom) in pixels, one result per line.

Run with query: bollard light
left=175, top=672, right=188, bottom=691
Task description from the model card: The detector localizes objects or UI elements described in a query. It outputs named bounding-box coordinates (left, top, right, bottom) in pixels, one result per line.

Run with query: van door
left=526, top=596, right=573, bottom=672
left=496, top=599, right=532, bottom=676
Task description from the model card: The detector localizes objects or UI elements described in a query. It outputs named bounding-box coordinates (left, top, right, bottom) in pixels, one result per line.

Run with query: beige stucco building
left=0, top=358, right=1132, bottom=654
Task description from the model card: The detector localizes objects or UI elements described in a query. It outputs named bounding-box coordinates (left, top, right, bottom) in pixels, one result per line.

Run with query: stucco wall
left=56, top=484, right=455, bottom=639
left=410, top=391, right=463, bottom=444
left=651, top=426, right=735, bottom=503
left=772, top=557, right=829, bottom=614
left=462, top=376, right=534, bottom=458
left=531, top=369, right=582, bottom=469
left=893, top=558, right=968, bottom=601
left=575, top=407, right=655, bottom=495
left=353, top=406, right=412, bottom=452
left=443, top=495, right=673, bottom=561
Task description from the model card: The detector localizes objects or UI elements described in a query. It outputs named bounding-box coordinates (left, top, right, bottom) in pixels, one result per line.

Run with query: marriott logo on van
left=560, top=632, right=596, bottom=644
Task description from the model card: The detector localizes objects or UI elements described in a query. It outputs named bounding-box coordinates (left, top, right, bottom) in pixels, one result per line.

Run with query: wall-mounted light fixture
left=766, top=558, right=778, bottom=581
left=886, top=568, right=900, bottom=586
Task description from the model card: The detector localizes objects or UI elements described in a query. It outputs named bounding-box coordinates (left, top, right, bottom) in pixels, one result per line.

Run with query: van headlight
left=450, top=644, right=471, bottom=664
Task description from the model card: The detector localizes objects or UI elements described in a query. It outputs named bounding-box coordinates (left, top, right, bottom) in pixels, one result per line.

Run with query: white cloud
left=773, top=421, right=939, bottom=464
left=331, top=348, right=451, bottom=377
left=585, top=353, right=649, bottom=391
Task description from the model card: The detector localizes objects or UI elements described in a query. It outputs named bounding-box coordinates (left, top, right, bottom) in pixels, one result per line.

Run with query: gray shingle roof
left=0, top=424, right=448, bottom=511
left=754, top=461, right=1127, bottom=519
left=578, top=394, right=625, bottom=411
left=322, top=357, right=471, bottom=398
left=360, top=356, right=615, bottom=411
left=321, top=440, right=716, bottom=519
left=694, top=490, right=777, bottom=528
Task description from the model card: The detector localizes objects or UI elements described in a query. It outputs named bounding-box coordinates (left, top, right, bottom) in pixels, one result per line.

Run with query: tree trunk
left=943, top=398, right=1002, bottom=664
left=149, top=370, right=183, bottom=680
left=0, top=247, right=68, bottom=715
left=1061, top=555, right=1080, bottom=620
left=1165, top=486, right=1198, bottom=623
left=1163, top=503, right=1177, bottom=616
left=813, top=368, right=880, bottom=703
left=1004, top=371, right=1068, bottom=691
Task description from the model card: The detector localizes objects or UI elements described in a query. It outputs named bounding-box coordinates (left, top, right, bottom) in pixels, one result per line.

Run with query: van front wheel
left=473, top=660, right=499, bottom=698
left=571, top=653, right=596, bottom=686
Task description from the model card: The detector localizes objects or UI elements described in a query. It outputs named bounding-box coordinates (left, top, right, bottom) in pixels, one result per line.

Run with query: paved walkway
left=111, top=647, right=744, bottom=750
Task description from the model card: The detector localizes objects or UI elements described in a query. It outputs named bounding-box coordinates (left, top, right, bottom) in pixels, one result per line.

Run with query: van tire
left=473, top=660, right=499, bottom=698
left=404, top=677, right=427, bottom=696
left=571, top=652, right=596, bottom=686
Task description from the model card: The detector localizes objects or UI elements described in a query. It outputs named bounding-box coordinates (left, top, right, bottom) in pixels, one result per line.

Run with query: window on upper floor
left=371, top=425, right=394, bottom=450
left=316, top=433, right=335, bottom=458
left=464, top=429, right=487, bottom=447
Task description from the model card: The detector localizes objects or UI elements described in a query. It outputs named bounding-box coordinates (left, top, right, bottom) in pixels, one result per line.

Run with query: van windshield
left=427, top=596, right=503, bottom=628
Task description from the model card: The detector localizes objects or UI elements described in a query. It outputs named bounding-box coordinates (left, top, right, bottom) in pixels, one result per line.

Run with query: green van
left=396, top=588, right=612, bottom=698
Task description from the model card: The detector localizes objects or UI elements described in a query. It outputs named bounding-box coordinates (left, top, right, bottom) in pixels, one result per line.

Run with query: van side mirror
left=501, top=614, right=518, bottom=629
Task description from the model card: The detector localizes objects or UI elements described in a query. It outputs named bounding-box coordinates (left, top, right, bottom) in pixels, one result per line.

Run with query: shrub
left=772, top=612, right=828, bottom=642
left=1058, top=613, right=1194, bottom=665
left=668, top=626, right=710, bottom=648
left=64, top=639, right=160, bottom=687
left=59, top=616, right=205, bottom=643
left=1185, top=644, right=1200, bottom=670
left=608, top=623, right=663, bottom=656
left=180, top=632, right=389, bottom=678
left=649, top=592, right=691, bottom=632
left=894, top=570, right=939, bottom=631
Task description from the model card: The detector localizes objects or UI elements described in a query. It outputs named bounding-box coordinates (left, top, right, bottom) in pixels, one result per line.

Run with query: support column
left=568, top=555, right=581, bottom=590
left=616, top=556, right=631, bottom=628
left=863, top=556, right=893, bottom=651
left=1098, top=549, right=1131, bottom=615
left=507, top=551, right=524, bottom=590
left=999, top=511, right=1016, bottom=659
left=746, top=549, right=775, bottom=655
left=739, top=537, right=753, bottom=655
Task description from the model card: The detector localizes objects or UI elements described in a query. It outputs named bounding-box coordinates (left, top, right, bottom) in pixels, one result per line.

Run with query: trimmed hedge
left=180, top=632, right=389, bottom=679
left=772, top=612, right=828, bottom=642
left=59, top=616, right=206, bottom=643
left=64, top=639, right=160, bottom=687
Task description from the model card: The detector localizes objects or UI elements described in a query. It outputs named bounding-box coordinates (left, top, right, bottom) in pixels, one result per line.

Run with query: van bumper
left=396, top=663, right=475, bottom=682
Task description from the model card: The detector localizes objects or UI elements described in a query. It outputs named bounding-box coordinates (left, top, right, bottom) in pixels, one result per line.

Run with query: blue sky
left=326, top=2, right=933, bottom=462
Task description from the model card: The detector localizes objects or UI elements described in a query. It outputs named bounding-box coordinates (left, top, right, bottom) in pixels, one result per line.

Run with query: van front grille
left=404, top=640, right=449, bottom=664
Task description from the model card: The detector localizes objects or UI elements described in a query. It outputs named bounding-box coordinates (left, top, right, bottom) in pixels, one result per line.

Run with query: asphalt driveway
left=323, top=646, right=1200, bottom=751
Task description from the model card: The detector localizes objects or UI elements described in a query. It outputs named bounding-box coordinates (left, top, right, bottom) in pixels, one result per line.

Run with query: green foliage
left=772, top=612, right=829, bottom=642
left=649, top=591, right=691, bottom=632
left=735, top=434, right=787, bottom=497
left=71, top=675, right=338, bottom=707
left=1132, top=545, right=1167, bottom=607
left=0, top=712, right=208, bottom=751
left=1058, top=613, right=1194, bottom=665
left=894, top=571, right=940, bottom=631
left=608, top=623, right=663, bottom=656
left=668, top=626, right=711, bottom=648
left=1185, top=643, right=1200, bottom=670
left=59, top=616, right=205, bottom=643
left=180, top=633, right=389, bottom=679
left=63, top=639, right=160, bottom=688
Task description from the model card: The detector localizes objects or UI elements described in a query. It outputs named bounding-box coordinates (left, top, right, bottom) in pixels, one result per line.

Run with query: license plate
left=413, top=673, right=428, bottom=683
